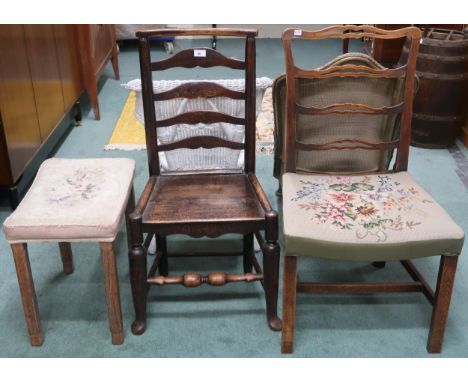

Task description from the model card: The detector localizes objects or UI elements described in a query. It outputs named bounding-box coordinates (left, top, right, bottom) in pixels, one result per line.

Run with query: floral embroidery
left=47, top=168, right=103, bottom=205
left=292, top=175, right=431, bottom=242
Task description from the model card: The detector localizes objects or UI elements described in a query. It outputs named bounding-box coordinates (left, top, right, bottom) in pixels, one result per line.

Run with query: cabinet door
left=90, top=24, right=115, bottom=73
left=23, top=25, right=65, bottom=142
left=0, top=25, right=42, bottom=184
left=53, top=25, right=83, bottom=110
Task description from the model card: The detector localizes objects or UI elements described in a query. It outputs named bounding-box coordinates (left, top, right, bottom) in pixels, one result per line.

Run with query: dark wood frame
left=281, top=25, right=459, bottom=354
left=128, top=28, right=281, bottom=335
left=10, top=186, right=135, bottom=346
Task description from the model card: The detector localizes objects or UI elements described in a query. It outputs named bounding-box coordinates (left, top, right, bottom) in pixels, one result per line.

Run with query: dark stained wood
left=281, top=256, right=297, bottom=354
left=129, top=28, right=280, bottom=335
left=58, top=242, right=74, bottom=275
left=297, top=282, right=425, bottom=294
left=158, top=136, right=244, bottom=152
left=243, top=233, right=254, bottom=273
left=11, top=243, right=43, bottom=346
left=152, top=48, right=245, bottom=71
left=427, top=256, right=458, bottom=353
left=156, top=111, right=245, bottom=128
left=154, top=82, right=245, bottom=101
left=100, top=242, right=124, bottom=345
left=136, top=28, right=258, bottom=38
left=142, top=174, right=265, bottom=226
left=244, top=36, right=257, bottom=173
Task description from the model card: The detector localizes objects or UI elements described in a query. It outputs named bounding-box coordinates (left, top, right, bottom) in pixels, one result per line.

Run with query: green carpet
left=0, top=38, right=467, bottom=357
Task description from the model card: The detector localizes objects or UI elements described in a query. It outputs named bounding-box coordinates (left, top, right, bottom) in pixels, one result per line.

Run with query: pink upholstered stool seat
left=2, top=157, right=136, bottom=346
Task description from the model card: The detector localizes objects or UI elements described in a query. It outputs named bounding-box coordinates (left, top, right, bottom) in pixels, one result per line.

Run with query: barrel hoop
left=413, top=113, right=464, bottom=122
left=416, top=71, right=467, bottom=80
left=404, top=50, right=468, bottom=62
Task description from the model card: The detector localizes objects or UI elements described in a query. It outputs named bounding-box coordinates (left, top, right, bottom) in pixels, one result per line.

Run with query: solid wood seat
left=142, top=174, right=265, bottom=229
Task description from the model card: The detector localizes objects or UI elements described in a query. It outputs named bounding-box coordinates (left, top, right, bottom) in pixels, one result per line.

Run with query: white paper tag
left=294, top=29, right=302, bottom=36
left=194, top=49, right=206, bottom=57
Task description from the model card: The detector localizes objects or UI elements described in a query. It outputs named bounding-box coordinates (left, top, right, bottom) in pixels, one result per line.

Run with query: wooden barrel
left=399, top=28, right=468, bottom=148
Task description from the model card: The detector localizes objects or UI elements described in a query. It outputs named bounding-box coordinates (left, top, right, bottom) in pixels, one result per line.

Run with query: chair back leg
left=281, top=255, right=298, bottom=354
left=427, top=255, right=459, bottom=353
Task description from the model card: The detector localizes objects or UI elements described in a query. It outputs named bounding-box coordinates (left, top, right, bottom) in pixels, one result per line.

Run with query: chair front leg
left=281, top=255, right=297, bottom=354
left=11, top=243, right=43, bottom=346
left=427, top=255, right=459, bottom=353
left=127, top=212, right=147, bottom=335
left=263, top=211, right=281, bottom=331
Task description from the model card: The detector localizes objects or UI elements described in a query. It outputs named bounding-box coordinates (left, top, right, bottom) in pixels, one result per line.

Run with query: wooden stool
left=2, top=158, right=135, bottom=346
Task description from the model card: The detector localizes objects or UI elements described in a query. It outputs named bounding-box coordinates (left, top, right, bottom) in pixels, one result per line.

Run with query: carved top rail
left=136, top=28, right=258, bottom=38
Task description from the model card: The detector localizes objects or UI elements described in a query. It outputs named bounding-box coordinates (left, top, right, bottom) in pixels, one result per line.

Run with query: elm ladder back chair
left=280, top=25, right=464, bottom=354
left=128, top=28, right=281, bottom=335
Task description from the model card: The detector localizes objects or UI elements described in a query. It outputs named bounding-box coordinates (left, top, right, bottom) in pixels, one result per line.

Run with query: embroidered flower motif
left=356, top=203, right=378, bottom=217
left=48, top=168, right=103, bottom=205
left=330, top=193, right=355, bottom=203
left=293, top=175, right=425, bottom=242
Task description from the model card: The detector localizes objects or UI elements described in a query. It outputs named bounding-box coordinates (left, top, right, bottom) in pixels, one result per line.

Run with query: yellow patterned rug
left=105, top=89, right=275, bottom=153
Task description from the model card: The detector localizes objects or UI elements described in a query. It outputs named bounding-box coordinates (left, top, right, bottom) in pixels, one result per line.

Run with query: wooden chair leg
left=58, top=242, right=74, bottom=274
left=427, top=255, right=459, bottom=353
left=111, top=44, right=120, bottom=80
left=125, top=186, right=136, bottom=251
left=243, top=233, right=254, bottom=273
left=11, top=243, right=43, bottom=346
left=128, top=213, right=147, bottom=335
left=263, top=240, right=281, bottom=331
left=100, top=242, right=124, bottom=345
left=156, top=235, right=168, bottom=276
left=281, top=256, right=297, bottom=354
left=372, top=261, right=386, bottom=269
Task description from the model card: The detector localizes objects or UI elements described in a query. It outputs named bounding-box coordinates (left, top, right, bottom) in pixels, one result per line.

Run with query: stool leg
left=427, top=255, right=458, bottom=353
left=100, top=242, right=124, bottom=345
left=58, top=242, right=74, bottom=274
left=11, top=243, right=43, bottom=346
left=281, top=256, right=297, bottom=354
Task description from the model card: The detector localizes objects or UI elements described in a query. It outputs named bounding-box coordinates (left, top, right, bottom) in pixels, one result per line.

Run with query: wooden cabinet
left=77, top=25, right=119, bottom=120
left=0, top=25, right=84, bottom=207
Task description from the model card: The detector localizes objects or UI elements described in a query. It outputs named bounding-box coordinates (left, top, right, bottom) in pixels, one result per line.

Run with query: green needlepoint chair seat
left=282, top=171, right=464, bottom=261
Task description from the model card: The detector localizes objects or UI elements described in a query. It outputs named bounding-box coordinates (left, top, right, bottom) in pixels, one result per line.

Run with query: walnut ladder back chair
left=280, top=25, right=464, bottom=354
left=128, top=28, right=281, bottom=336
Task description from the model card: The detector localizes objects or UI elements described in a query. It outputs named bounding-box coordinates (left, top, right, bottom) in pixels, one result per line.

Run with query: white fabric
left=3, top=158, right=135, bottom=243
left=124, top=78, right=272, bottom=171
